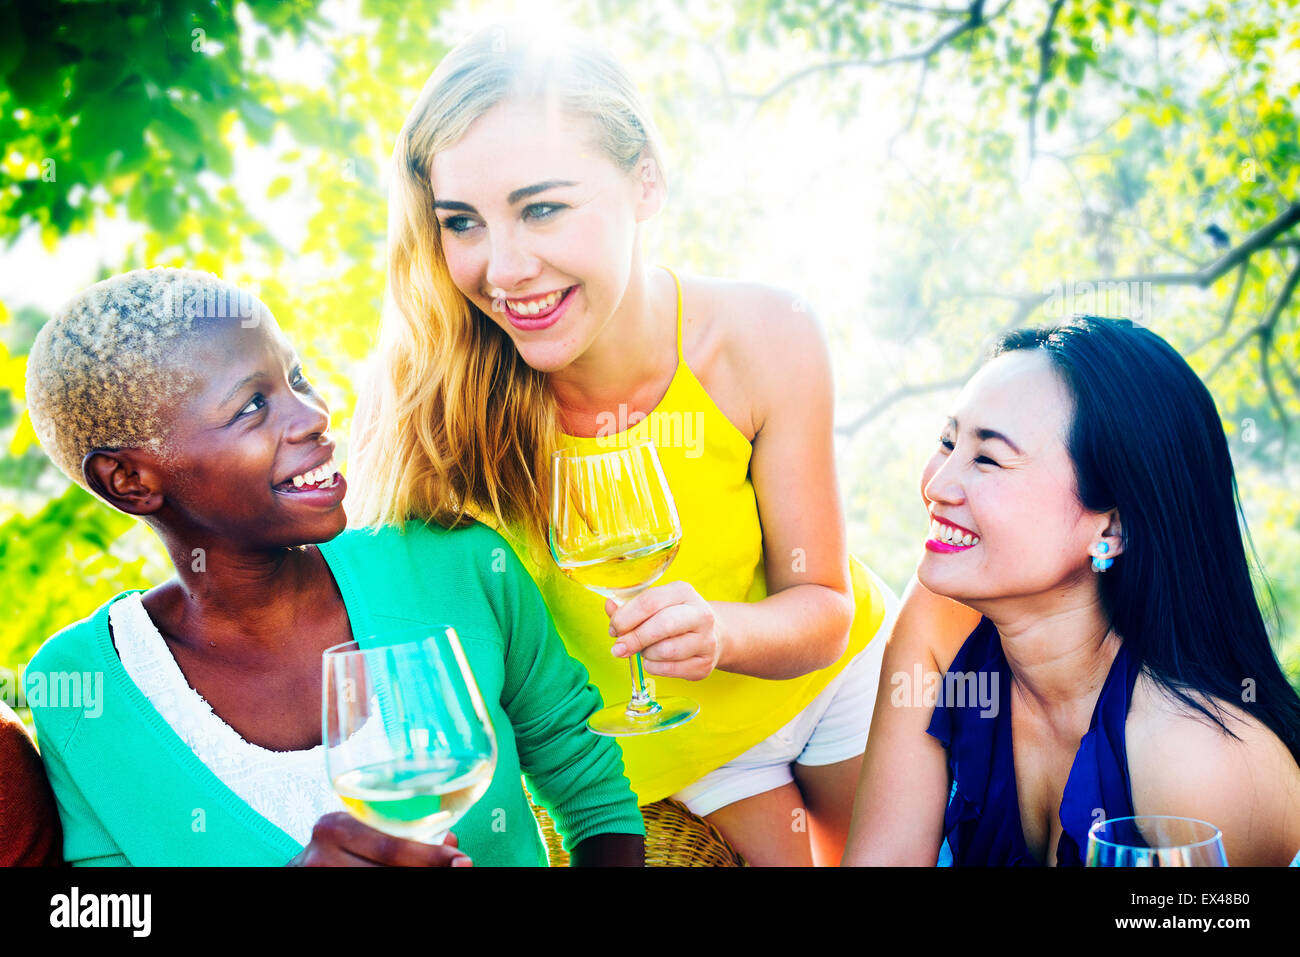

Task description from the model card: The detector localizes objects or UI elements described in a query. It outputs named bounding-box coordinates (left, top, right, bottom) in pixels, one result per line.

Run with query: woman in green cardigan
left=23, top=268, right=645, bottom=866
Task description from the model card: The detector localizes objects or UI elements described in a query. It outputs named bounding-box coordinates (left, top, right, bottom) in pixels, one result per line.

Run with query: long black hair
left=992, top=316, right=1300, bottom=766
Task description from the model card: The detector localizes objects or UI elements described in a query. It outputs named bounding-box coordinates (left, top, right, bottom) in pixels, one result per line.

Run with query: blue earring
left=1092, top=542, right=1113, bottom=572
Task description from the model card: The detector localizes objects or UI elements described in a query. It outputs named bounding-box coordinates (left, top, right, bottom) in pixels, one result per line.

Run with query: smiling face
left=144, top=313, right=347, bottom=549
left=429, top=95, right=663, bottom=373
left=916, top=349, right=1120, bottom=608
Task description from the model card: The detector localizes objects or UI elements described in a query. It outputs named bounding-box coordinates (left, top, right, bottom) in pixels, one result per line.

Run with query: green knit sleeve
left=31, top=729, right=129, bottom=866
left=27, top=652, right=130, bottom=867
left=489, top=535, right=645, bottom=850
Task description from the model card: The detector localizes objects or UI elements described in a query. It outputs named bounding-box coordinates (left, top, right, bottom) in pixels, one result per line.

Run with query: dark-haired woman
left=844, top=317, right=1300, bottom=866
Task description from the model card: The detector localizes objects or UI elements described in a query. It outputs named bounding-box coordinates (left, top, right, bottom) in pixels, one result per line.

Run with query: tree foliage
left=2, top=0, right=1296, bottom=686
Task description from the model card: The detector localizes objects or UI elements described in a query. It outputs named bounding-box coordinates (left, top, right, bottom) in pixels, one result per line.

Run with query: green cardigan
left=27, top=521, right=644, bottom=866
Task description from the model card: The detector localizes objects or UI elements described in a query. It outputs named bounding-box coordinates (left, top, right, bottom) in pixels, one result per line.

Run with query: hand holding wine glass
left=550, top=440, right=700, bottom=736
left=322, top=628, right=498, bottom=848
left=288, top=812, right=472, bottom=867
left=604, top=581, right=723, bottom=682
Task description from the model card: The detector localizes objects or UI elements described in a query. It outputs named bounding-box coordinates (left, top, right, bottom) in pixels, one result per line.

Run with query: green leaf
left=1066, top=54, right=1087, bottom=85
left=142, top=186, right=181, bottom=233
left=154, top=103, right=202, bottom=165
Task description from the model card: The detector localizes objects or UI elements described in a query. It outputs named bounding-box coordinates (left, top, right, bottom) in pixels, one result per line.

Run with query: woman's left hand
left=606, top=581, right=723, bottom=681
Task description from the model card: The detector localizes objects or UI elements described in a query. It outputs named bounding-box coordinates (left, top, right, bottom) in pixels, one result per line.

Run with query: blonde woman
left=350, top=24, right=895, bottom=866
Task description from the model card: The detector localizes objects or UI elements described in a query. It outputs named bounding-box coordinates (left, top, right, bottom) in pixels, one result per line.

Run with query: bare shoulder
left=677, top=274, right=831, bottom=438
left=890, top=576, right=983, bottom=677
left=682, top=274, right=826, bottom=360
left=1129, top=672, right=1292, bottom=760
left=1126, top=672, right=1300, bottom=865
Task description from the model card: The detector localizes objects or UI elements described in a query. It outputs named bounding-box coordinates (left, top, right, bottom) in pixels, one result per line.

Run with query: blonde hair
left=25, top=268, right=256, bottom=492
left=348, top=23, right=667, bottom=544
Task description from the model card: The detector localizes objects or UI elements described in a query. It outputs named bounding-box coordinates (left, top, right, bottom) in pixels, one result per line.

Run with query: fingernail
left=452, top=857, right=473, bottom=867
left=608, top=623, right=617, bottom=636
left=611, top=642, right=626, bottom=657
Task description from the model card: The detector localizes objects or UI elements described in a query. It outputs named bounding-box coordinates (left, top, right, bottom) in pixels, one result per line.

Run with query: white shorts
left=670, top=570, right=898, bottom=817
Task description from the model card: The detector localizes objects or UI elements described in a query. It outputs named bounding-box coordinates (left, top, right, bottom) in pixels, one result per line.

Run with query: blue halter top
left=925, top=617, right=1142, bottom=866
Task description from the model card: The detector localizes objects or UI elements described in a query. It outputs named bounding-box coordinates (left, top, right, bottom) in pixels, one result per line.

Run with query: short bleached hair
left=25, top=267, right=262, bottom=491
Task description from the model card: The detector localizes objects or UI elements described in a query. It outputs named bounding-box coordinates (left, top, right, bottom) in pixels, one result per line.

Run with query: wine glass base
left=587, top=696, right=699, bottom=737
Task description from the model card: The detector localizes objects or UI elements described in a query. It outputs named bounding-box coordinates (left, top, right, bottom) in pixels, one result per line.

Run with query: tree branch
left=1052, top=201, right=1300, bottom=289
left=1274, top=336, right=1300, bottom=404
left=1259, top=328, right=1290, bottom=434
left=1205, top=255, right=1300, bottom=385
left=834, top=374, right=971, bottom=439
left=1187, top=262, right=1248, bottom=356
left=1114, top=214, right=1205, bottom=268
left=841, top=209, right=1300, bottom=438
left=1259, top=254, right=1300, bottom=342
left=877, top=0, right=977, bottom=16
left=887, top=56, right=933, bottom=158
left=950, top=204, right=1298, bottom=304
left=835, top=294, right=1040, bottom=437
left=1205, top=320, right=1267, bottom=385
left=741, top=0, right=1011, bottom=110
left=1257, top=252, right=1298, bottom=445
left=1026, top=0, right=1067, bottom=163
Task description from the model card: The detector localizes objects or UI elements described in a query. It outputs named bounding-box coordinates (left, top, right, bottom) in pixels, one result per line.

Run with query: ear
left=82, top=449, right=166, bottom=516
left=631, top=153, right=666, bottom=222
left=1088, top=509, right=1125, bottom=561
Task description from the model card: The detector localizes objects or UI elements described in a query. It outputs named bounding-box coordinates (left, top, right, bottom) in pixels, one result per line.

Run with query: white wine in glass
left=322, top=628, right=497, bottom=844
left=551, top=440, right=699, bottom=736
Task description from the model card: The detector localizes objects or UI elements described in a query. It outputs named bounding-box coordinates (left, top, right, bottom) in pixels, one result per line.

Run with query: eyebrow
left=433, top=180, right=578, bottom=212
left=220, top=351, right=301, bottom=407
left=948, top=418, right=1025, bottom=455
left=222, top=373, right=262, bottom=407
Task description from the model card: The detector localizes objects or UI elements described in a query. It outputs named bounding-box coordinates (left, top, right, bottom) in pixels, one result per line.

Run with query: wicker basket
left=527, top=789, right=747, bottom=867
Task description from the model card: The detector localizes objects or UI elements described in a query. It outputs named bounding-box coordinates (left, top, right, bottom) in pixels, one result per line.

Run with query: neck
left=149, top=530, right=333, bottom=652
left=548, top=260, right=676, bottom=427
left=979, top=592, right=1121, bottom=723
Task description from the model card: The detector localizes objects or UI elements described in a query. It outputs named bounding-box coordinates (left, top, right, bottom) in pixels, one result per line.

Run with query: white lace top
left=110, top=592, right=345, bottom=847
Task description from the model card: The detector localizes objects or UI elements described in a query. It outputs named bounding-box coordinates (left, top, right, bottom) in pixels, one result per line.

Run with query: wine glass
left=322, top=627, right=497, bottom=845
left=1085, top=815, right=1228, bottom=866
left=550, top=439, right=700, bottom=736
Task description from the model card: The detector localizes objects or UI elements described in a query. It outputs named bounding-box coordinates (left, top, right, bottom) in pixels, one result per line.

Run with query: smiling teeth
left=506, top=289, right=564, bottom=314
left=290, top=458, right=337, bottom=489
left=930, top=519, right=979, bottom=546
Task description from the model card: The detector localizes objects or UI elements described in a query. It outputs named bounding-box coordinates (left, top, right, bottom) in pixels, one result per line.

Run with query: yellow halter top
left=512, top=267, right=886, bottom=804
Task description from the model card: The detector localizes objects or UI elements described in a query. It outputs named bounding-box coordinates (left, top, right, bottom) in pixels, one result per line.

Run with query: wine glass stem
left=612, top=595, right=658, bottom=713
left=628, top=653, right=655, bottom=709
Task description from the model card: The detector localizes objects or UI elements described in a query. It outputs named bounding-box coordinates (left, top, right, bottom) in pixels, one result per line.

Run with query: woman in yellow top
left=350, top=22, right=894, bottom=865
